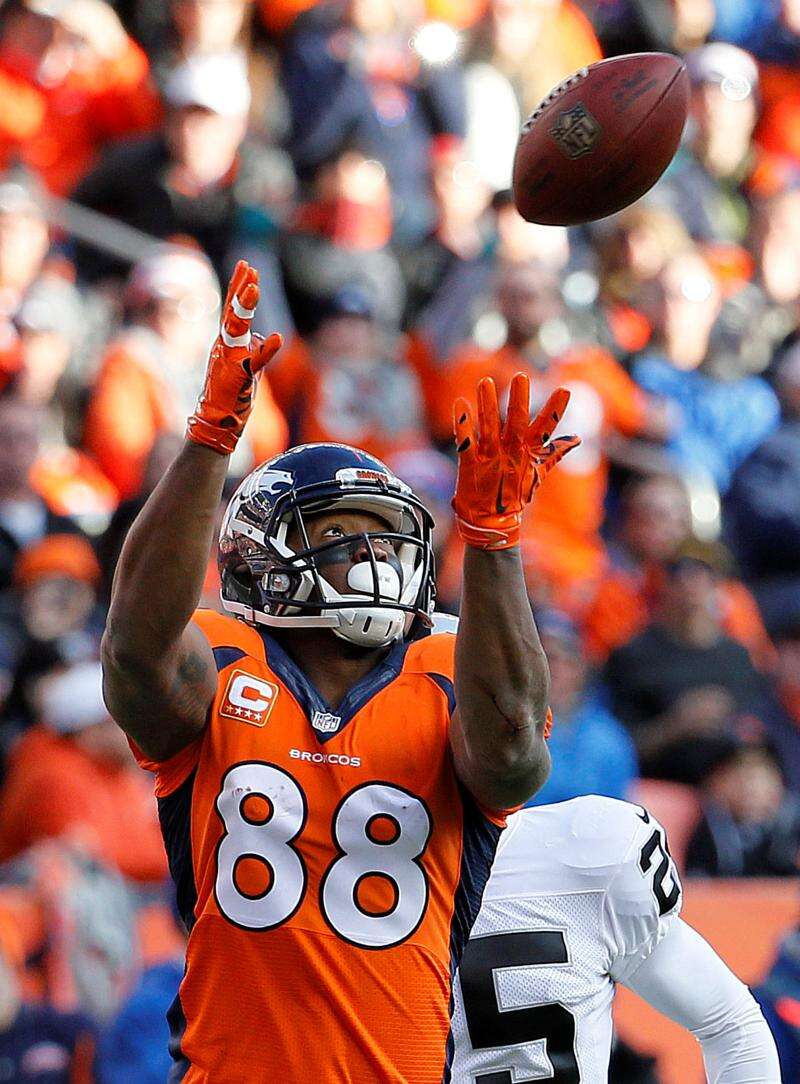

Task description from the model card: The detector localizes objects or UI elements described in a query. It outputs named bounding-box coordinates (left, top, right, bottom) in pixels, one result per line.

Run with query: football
left=512, top=52, right=690, bottom=226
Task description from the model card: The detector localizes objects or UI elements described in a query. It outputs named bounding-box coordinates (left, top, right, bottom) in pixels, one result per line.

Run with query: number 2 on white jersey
left=214, top=761, right=432, bottom=948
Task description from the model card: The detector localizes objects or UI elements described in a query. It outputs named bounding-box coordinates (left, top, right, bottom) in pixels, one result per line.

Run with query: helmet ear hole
left=229, top=560, right=256, bottom=601
left=264, top=568, right=300, bottom=597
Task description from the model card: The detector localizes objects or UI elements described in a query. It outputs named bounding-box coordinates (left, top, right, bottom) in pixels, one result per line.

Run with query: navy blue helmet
left=218, top=443, right=436, bottom=648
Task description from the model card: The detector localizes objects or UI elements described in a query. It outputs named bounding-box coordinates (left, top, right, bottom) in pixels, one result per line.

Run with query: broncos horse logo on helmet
left=218, top=444, right=437, bottom=649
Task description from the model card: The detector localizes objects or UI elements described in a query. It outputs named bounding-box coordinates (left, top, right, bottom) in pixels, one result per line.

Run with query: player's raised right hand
left=452, top=373, right=580, bottom=550
left=186, top=259, right=283, bottom=455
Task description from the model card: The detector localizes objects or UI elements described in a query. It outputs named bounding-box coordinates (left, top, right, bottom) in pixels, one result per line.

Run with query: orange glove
left=186, top=260, right=283, bottom=455
left=452, top=373, right=580, bottom=550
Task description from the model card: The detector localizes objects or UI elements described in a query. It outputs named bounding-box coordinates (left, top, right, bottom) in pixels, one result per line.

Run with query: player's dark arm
left=448, top=376, right=579, bottom=810
left=451, top=545, right=551, bottom=808
left=102, top=262, right=282, bottom=761
left=102, top=444, right=227, bottom=760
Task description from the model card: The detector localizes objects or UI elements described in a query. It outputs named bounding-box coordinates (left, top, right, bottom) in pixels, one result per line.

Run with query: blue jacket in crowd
left=526, top=694, right=638, bottom=808
left=633, top=354, right=780, bottom=492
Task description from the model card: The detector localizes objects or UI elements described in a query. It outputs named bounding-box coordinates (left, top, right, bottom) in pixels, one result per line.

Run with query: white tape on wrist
left=221, top=329, right=252, bottom=348
left=231, top=295, right=256, bottom=319
left=455, top=516, right=510, bottom=545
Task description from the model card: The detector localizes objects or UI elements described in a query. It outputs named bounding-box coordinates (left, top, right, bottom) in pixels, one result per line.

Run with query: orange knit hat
left=14, top=533, right=101, bottom=589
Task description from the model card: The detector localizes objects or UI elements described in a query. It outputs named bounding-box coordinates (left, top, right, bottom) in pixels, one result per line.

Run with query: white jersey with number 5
left=450, top=795, right=682, bottom=1083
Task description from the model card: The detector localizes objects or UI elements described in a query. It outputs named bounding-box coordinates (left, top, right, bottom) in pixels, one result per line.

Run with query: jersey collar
left=257, top=630, right=411, bottom=742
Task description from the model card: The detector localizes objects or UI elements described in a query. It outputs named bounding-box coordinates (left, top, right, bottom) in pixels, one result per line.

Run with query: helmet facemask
left=219, top=482, right=435, bottom=649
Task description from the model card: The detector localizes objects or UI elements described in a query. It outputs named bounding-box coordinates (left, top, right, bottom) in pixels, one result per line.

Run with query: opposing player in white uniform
left=451, top=795, right=781, bottom=1083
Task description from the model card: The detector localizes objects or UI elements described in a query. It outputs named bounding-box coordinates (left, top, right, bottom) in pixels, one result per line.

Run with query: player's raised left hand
left=452, top=373, right=580, bottom=550
left=186, top=260, right=283, bottom=455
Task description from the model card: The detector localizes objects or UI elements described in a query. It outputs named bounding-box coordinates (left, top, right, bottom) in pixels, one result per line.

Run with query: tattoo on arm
left=167, top=650, right=212, bottom=718
left=174, top=651, right=210, bottom=691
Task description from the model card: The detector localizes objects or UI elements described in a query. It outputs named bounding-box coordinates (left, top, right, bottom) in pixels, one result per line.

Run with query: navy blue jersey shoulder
left=442, top=784, right=504, bottom=1083
left=157, top=770, right=198, bottom=931
left=212, top=646, right=247, bottom=672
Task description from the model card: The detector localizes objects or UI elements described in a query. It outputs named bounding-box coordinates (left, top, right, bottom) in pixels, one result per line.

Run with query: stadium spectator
left=71, top=50, right=296, bottom=332
left=82, top=247, right=287, bottom=500
left=459, top=1, right=603, bottom=200
left=584, top=474, right=773, bottom=669
left=0, top=170, right=52, bottom=330
left=755, top=925, right=800, bottom=1081
left=10, top=276, right=83, bottom=411
left=492, top=189, right=573, bottom=270
left=604, top=544, right=765, bottom=783
left=280, top=0, right=467, bottom=244
left=436, top=260, right=670, bottom=610
left=0, top=170, right=87, bottom=403
left=686, top=739, right=800, bottom=877
left=279, top=147, right=405, bottom=332
left=0, top=661, right=167, bottom=883
left=0, top=533, right=104, bottom=751
left=0, top=273, right=118, bottom=533
left=13, top=533, right=102, bottom=650
left=711, top=0, right=800, bottom=165
left=140, top=0, right=287, bottom=169
left=525, top=609, right=638, bottom=807
left=632, top=247, right=780, bottom=492
left=0, top=840, right=138, bottom=1022
left=749, top=186, right=800, bottom=353
left=96, top=951, right=183, bottom=1084
left=726, top=341, right=800, bottom=620
left=593, top=204, right=692, bottom=356
left=592, top=0, right=715, bottom=56
left=0, top=396, right=84, bottom=593
left=269, top=285, right=425, bottom=460
left=0, top=938, right=97, bottom=1083
left=400, top=135, right=494, bottom=364
left=756, top=617, right=800, bottom=797
left=657, top=43, right=760, bottom=242
left=149, top=0, right=256, bottom=78
left=467, top=0, right=602, bottom=119
left=0, top=0, right=160, bottom=194
left=712, top=0, right=800, bottom=61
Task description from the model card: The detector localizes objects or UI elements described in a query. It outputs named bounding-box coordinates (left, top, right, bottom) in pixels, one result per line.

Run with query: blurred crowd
left=0, top=0, right=798, bottom=1077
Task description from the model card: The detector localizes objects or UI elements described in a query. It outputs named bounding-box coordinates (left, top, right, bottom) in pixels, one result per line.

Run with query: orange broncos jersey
left=133, top=609, right=507, bottom=1083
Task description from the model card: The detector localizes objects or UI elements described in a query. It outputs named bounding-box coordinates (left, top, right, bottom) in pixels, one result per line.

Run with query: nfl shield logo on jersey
left=312, top=711, right=341, bottom=734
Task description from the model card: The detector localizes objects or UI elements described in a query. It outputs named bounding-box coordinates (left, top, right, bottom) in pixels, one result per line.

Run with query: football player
left=100, top=261, right=580, bottom=1082
left=451, top=795, right=781, bottom=1083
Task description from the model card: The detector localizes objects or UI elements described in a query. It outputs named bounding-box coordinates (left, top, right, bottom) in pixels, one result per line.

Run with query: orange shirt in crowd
left=583, top=562, right=775, bottom=671
left=269, top=335, right=428, bottom=463
left=83, top=334, right=288, bottom=499
left=30, top=446, right=119, bottom=525
left=0, top=39, right=160, bottom=195
left=520, top=0, right=603, bottom=101
left=258, top=0, right=320, bottom=34
left=0, top=727, right=167, bottom=883
left=432, top=342, right=648, bottom=606
left=755, top=64, right=800, bottom=164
